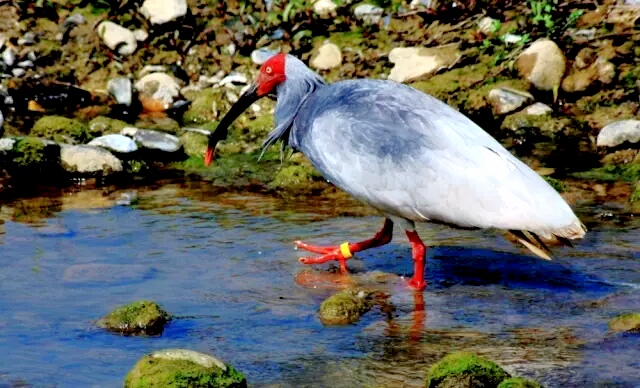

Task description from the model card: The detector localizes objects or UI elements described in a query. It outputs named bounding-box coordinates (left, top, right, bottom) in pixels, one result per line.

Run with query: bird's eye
left=265, top=66, right=272, bottom=74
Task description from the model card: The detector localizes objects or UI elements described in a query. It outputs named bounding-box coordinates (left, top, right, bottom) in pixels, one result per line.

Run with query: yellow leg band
left=339, top=242, right=353, bottom=259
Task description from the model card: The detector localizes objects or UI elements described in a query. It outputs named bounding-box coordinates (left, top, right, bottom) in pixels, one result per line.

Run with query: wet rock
left=498, top=377, right=542, bottom=388
left=313, top=0, right=338, bottom=17
left=11, top=68, right=25, bottom=78
left=107, top=77, right=133, bottom=106
left=608, top=312, right=640, bottom=333
left=141, top=0, right=188, bottom=25
left=122, top=127, right=181, bottom=152
left=354, top=4, right=384, bottom=24
left=88, top=134, right=138, bottom=153
left=251, top=48, right=279, bottom=65
left=97, top=21, right=137, bottom=56
left=523, top=102, right=553, bottom=116
left=125, top=349, right=247, bottom=387
left=97, top=300, right=170, bottom=336
left=601, top=149, right=639, bottom=165
left=562, top=58, right=615, bottom=93
left=516, top=38, right=566, bottom=95
left=89, top=116, right=129, bottom=135
left=426, top=352, right=511, bottom=388
left=318, top=289, right=374, bottom=325
left=2, top=47, right=16, bottom=67
left=31, top=115, right=93, bottom=144
left=60, top=145, right=123, bottom=174
left=597, top=120, right=640, bottom=148
left=388, top=45, right=461, bottom=83
left=488, top=87, right=534, bottom=115
left=310, top=42, right=342, bottom=70
left=135, top=72, right=181, bottom=110
left=502, top=111, right=571, bottom=134
left=182, top=89, right=221, bottom=124
left=179, top=130, right=208, bottom=158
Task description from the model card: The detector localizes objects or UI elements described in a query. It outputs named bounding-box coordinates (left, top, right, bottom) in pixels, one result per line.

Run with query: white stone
left=0, top=138, right=15, bottom=152
left=121, top=127, right=181, bottom=152
left=597, top=120, right=640, bottom=147
left=488, top=87, right=534, bottom=115
left=477, top=16, right=499, bottom=34
left=310, top=42, right=342, bottom=70
left=141, top=0, right=188, bottom=25
left=60, top=145, right=123, bottom=174
left=97, top=21, right=137, bottom=55
left=354, top=4, right=384, bottom=24
left=313, top=0, right=337, bottom=16
left=135, top=72, right=181, bottom=105
left=133, top=29, right=149, bottom=42
left=523, top=102, right=553, bottom=116
left=219, top=73, right=248, bottom=87
left=388, top=46, right=461, bottom=83
left=88, top=134, right=138, bottom=153
left=107, top=77, right=133, bottom=106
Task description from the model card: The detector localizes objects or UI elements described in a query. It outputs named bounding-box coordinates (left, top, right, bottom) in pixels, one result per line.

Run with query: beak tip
left=204, top=146, right=215, bottom=166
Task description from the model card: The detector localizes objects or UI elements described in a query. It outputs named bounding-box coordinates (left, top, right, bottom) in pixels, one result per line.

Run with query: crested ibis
left=204, top=53, right=586, bottom=291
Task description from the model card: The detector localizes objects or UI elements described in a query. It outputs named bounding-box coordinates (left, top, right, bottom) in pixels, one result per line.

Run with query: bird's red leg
left=295, top=219, right=394, bottom=273
left=405, top=230, right=427, bottom=290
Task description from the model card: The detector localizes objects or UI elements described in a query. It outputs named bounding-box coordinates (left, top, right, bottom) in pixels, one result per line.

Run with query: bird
left=204, top=53, right=587, bottom=291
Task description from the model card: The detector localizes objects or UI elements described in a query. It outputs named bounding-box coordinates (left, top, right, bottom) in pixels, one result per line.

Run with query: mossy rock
left=572, top=164, right=640, bottom=183
left=608, top=312, right=640, bottom=333
left=318, top=289, right=374, bottom=325
left=31, top=115, right=94, bottom=144
left=97, top=300, right=170, bottom=336
left=269, top=164, right=323, bottom=191
left=8, top=137, right=60, bottom=175
left=179, top=131, right=209, bottom=158
left=134, top=117, right=181, bottom=133
left=182, top=89, right=227, bottom=125
left=426, top=351, right=511, bottom=388
left=125, top=348, right=247, bottom=388
left=501, top=112, right=573, bottom=135
left=498, top=377, right=543, bottom=388
left=88, top=116, right=128, bottom=135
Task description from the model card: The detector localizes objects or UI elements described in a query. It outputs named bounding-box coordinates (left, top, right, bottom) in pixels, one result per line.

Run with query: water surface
left=0, top=180, right=639, bottom=387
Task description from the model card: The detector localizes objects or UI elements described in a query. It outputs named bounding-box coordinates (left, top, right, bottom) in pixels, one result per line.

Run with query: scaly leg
left=295, top=218, right=394, bottom=273
left=405, top=229, right=427, bottom=290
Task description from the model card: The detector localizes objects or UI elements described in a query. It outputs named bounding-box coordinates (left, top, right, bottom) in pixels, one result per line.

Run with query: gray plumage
left=267, top=55, right=585, bottom=253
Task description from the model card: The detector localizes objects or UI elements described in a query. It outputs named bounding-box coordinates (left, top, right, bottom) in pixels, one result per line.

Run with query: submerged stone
left=608, top=312, right=640, bottom=333
left=426, top=351, right=511, bottom=388
left=125, top=348, right=247, bottom=388
left=318, top=289, right=375, bottom=325
left=97, top=300, right=170, bottom=335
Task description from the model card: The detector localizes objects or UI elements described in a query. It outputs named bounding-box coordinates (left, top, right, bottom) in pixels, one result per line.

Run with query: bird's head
left=204, top=53, right=287, bottom=166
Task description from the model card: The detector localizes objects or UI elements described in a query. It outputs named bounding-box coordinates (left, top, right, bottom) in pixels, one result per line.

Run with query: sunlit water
left=0, top=180, right=638, bottom=388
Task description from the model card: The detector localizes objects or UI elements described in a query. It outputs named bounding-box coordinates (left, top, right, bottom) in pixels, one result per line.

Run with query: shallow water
left=0, top=180, right=638, bottom=388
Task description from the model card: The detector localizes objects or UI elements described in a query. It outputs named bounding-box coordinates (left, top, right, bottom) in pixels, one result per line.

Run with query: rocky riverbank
left=0, top=0, right=638, bottom=210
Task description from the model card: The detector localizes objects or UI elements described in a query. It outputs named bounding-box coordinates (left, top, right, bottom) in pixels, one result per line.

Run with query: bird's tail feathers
left=506, top=219, right=586, bottom=260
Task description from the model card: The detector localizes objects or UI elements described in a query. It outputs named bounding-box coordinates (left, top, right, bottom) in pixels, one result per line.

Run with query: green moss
left=572, top=164, right=640, bottom=183
left=498, top=377, right=543, bottom=388
left=11, top=138, right=49, bottom=167
left=608, top=312, right=640, bottom=333
left=31, top=115, right=94, bottom=144
left=97, top=300, right=170, bottom=336
left=410, top=62, right=492, bottom=106
left=269, top=164, right=323, bottom=191
left=631, top=182, right=640, bottom=203
left=182, top=89, right=227, bottom=125
left=135, top=118, right=181, bottom=133
left=543, top=176, right=567, bottom=193
left=501, top=112, right=573, bottom=135
left=179, top=131, right=209, bottom=158
left=465, top=78, right=532, bottom=114
left=125, top=349, right=247, bottom=388
left=426, top=351, right=511, bottom=388
left=318, top=289, right=373, bottom=325
left=89, top=116, right=129, bottom=135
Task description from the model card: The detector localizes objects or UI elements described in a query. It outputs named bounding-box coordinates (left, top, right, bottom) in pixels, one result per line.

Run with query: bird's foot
left=295, top=240, right=351, bottom=273
left=407, top=277, right=426, bottom=291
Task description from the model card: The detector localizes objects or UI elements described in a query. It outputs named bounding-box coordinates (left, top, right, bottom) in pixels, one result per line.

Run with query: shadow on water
left=0, top=181, right=639, bottom=388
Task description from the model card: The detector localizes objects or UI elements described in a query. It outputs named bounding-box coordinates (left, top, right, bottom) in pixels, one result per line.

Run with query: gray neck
left=260, top=55, right=326, bottom=158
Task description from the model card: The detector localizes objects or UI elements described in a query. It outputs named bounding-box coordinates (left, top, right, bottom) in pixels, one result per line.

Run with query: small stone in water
left=2, top=48, right=16, bottom=67
left=88, top=134, right=138, bottom=153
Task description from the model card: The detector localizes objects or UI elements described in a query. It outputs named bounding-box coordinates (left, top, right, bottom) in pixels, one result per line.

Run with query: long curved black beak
left=205, top=83, right=260, bottom=166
